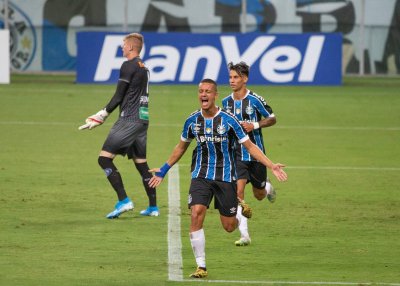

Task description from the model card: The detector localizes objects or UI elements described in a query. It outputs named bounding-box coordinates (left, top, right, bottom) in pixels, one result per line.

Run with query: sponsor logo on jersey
left=199, top=135, right=227, bottom=143
left=140, top=95, right=149, bottom=104
left=225, top=104, right=233, bottom=114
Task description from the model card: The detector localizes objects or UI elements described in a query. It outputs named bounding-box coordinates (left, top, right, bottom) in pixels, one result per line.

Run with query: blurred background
left=1, top=0, right=399, bottom=80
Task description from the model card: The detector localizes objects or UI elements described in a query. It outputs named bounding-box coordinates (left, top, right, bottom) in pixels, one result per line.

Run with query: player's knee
left=253, top=188, right=266, bottom=201
left=221, top=217, right=237, bottom=232
left=223, top=222, right=237, bottom=233
left=98, top=156, right=112, bottom=168
left=98, top=156, right=116, bottom=177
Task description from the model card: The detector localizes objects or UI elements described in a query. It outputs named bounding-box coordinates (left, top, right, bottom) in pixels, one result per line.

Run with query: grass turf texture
left=0, top=74, right=399, bottom=285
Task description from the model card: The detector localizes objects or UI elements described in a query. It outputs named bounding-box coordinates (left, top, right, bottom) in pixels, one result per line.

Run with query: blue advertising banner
left=77, top=32, right=342, bottom=85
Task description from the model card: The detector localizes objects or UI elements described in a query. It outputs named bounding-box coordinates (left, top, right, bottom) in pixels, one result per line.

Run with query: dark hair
left=200, top=78, right=218, bottom=90
left=227, top=61, right=250, bottom=77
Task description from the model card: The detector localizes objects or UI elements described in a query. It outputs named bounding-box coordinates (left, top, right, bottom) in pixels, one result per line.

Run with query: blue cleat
left=140, top=206, right=160, bottom=217
left=106, top=198, right=134, bottom=219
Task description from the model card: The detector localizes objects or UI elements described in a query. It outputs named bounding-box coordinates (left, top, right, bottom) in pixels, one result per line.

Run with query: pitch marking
left=167, top=166, right=400, bottom=286
left=168, top=164, right=183, bottom=281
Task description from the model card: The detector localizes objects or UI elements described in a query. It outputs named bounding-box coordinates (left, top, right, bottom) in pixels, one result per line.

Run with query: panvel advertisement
left=1, top=0, right=399, bottom=76
left=76, top=32, right=342, bottom=85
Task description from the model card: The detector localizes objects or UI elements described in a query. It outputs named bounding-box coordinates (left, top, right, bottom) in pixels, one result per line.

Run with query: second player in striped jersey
left=222, top=61, right=278, bottom=247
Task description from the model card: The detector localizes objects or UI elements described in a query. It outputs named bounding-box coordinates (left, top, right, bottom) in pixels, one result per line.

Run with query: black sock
left=98, top=156, right=127, bottom=201
left=135, top=162, right=157, bottom=207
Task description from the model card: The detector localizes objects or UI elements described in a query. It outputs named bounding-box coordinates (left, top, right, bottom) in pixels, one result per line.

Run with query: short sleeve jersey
left=181, top=108, right=249, bottom=183
left=222, top=90, right=274, bottom=162
left=118, top=57, right=150, bottom=123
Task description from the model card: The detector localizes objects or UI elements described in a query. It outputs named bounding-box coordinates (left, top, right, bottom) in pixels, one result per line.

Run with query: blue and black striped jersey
left=222, top=90, right=274, bottom=162
left=181, top=108, right=249, bottom=183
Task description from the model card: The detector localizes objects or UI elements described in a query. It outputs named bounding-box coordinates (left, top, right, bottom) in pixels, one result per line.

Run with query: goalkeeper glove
left=78, top=109, right=109, bottom=130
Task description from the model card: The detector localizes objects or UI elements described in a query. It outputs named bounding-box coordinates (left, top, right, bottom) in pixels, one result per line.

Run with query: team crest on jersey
left=245, top=105, right=254, bottom=115
left=235, top=108, right=241, bottom=115
left=193, top=123, right=201, bottom=134
left=205, top=127, right=212, bottom=134
left=217, top=124, right=226, bottom=135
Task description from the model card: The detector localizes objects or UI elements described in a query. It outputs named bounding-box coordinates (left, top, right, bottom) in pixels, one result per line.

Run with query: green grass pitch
left=0, top=74, right=399, bottom=285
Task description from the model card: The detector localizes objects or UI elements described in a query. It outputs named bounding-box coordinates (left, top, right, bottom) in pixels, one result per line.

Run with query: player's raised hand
left=271, top=163, right=287, bottom=182
left=78, top=109, right=109, bottom=130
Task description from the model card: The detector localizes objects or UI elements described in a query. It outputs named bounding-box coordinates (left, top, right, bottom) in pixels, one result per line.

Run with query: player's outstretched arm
left=242, top=139, right=287, bottom=182
left=148, top=140, right=191, bottom=188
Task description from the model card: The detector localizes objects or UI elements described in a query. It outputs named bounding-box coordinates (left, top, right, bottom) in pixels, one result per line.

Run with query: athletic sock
left=236, top=205, right=250, bottom=239
left=135, top=162, right=157, bottom=206
left=190, top=229, right=206, bottom=268
left=265, top=180, right=273, bottom=195
left=98, top=156, right=127, bottom=201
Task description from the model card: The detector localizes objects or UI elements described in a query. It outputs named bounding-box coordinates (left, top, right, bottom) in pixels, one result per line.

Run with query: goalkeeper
left=79, top=33, right=159, bottom=219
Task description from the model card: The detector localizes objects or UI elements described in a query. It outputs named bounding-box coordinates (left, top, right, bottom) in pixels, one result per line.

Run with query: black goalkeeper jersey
left=118, top=57, right=150, bottom=123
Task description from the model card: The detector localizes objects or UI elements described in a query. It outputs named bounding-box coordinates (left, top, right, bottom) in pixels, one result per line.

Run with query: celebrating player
left=222, top=61, right=278, bottom=246
left=148, top=79, right=287, bottom=278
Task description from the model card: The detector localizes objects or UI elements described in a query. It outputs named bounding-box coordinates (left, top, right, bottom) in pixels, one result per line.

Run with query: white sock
left=265, top=180, right=272, bottom=194
left=236, top=205, right=250, bottom=239
left=190, top=229, right=206, bottom=268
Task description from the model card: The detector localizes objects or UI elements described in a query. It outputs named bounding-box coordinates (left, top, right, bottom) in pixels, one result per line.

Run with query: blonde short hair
left=124, top=33, right=144, bottom=53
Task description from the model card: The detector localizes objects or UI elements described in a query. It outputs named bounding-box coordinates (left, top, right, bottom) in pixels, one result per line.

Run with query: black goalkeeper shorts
left=102, top=118, right=148, bottom=159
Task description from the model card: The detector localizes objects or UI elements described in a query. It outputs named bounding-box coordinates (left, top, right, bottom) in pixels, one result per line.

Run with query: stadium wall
left=1, top=0, right=399, bottom=76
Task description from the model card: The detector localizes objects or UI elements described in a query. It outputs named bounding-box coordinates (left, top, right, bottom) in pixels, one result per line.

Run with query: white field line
left=178, top=279, right=400, bottom=285
left=167, top=164, right=183, bottom=281
left=0, top=121, right=399, bottom=131
left=2, top=121, right=399, bottom=171
left=167, top=166, right=400, bottom=286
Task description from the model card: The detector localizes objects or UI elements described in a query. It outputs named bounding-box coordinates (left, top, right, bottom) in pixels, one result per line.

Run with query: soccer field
left=0, top=74, right=399, bottom=286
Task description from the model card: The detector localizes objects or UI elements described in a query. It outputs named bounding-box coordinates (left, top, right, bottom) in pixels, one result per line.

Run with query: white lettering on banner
left=179, top=46, right=221, bottom=81
left=260, top=46, right=301, bottom=83
left=146, top=46, right=180, bottom=82
left=220, top=36, right=276, bottom=67
left=94, top=35, right=326, bottom=83
left=299, top=36, right=325, bottom=81
left=94, top=35, right=125, bottom=81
